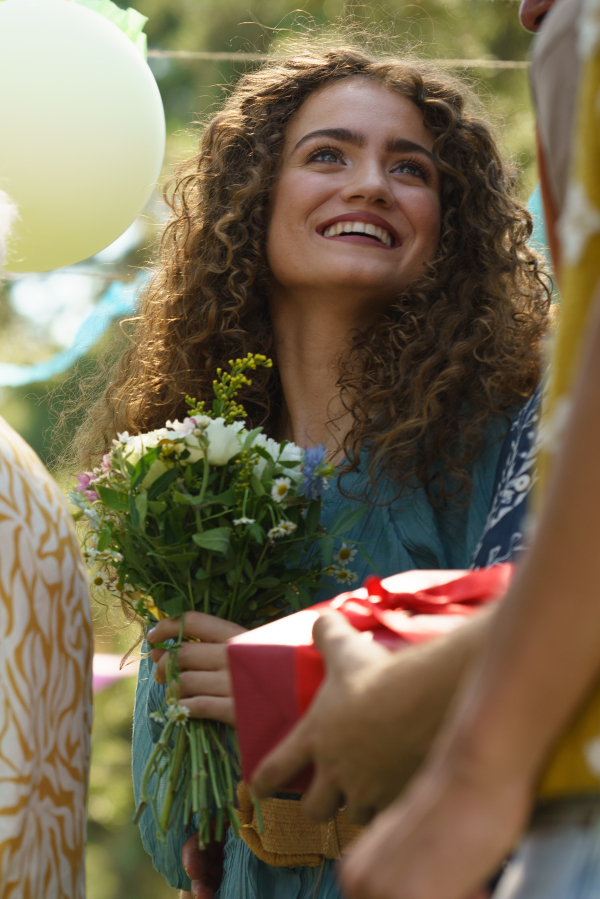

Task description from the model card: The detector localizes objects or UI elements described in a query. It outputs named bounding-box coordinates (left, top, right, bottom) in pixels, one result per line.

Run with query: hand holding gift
left=230, top=566, right=513, bottom=825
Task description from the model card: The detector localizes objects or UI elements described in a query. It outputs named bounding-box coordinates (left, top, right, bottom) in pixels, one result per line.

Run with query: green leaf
left=243, top=427, right=263, bottom=451
left=194, top=567, right=211, bottom=581
left=153, top=552, right=197, bottom=563
left=305, top=500, right=320, bottom=534
left=97, top=485, right=129, bottom=513
left=147, top=467, right=179, bottom=500
left=255, top=576, right=280, bottom=588
left=135, top=493, right=148, bottom=532
left=148, top=501, right=167, bottom=514
left=211, top=488, right=236, bottom=507
left=358, top=543, right=379, bottom=571
left=192, top=527, right=231, bottom=555
left=131, top=447, right=161, bottom=489
left=96, top=527, right=112, bottom=552
left=318, top=535, right=335, bottom=566
left=249, top=474, right=265, bottom=496
left=172, top=490, right=199, bottom=505
left=283, top=585, right=301, bottom=611
left=247, top=523, right=265, bottom=544
left=327, top=503, right=368, bottom=537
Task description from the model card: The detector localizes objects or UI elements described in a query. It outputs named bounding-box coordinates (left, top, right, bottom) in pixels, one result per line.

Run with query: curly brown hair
left=76, top=42, right=549, bottom=505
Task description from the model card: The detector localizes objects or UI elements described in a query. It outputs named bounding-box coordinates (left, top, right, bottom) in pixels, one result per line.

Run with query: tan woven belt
left=237, top=781, right=364, bottom=868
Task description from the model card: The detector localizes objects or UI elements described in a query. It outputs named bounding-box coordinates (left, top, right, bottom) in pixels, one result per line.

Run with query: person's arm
left=340, top=282, right=600, bottom=899
left=251, top=602, right=495, bottom=823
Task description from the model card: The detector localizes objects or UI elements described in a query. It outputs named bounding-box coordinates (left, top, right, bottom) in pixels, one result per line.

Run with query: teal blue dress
left=132, top=431, right=506, bottom=895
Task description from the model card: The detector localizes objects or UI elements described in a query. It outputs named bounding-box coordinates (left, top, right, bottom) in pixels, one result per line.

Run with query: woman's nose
left=519, top=0, right=558, bottom=32
left=340, top=163, right=393, bottom=207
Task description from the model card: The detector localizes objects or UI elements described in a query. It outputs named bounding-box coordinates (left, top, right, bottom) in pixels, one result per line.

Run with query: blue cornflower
left=300, top=444, right=331, bottom=500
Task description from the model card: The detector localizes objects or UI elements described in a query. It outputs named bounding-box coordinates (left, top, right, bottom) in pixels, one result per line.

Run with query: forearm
left=437, top=285, right=600, bottom=784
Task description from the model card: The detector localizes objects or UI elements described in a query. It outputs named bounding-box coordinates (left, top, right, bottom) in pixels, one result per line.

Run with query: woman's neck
left=269, top=289, right=373, bottom=453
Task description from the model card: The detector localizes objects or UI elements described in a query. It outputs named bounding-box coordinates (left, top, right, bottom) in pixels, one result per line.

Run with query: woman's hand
left=147, top=612, right=246, bottom=727
left=339, top=754, right=530, bottom=899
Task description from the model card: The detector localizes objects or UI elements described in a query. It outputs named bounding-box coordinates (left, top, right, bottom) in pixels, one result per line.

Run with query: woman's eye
left=394, top=160, right=428, bottom=180
left=310, top=148, right=343, bottom=164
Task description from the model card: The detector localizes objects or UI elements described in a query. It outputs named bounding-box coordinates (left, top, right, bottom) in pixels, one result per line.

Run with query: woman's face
left=267, top=77, right=441, bottom=311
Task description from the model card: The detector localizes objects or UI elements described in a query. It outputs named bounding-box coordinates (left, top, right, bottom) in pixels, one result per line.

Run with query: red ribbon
left=330, top=564, right=514, bottom=637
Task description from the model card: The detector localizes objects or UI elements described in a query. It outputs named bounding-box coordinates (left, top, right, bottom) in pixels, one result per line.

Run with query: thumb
left=312, top=609, right=372, bottom=672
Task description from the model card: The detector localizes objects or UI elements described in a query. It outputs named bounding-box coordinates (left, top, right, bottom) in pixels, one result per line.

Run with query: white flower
left=271, top=477, right=291, bottom=503
left=251, top=434, right=303, bottom=481
left=83, top=508, right=101, bottom=530
left=334, top=567, right=359, bottom=585
left=279, top=441, right=304, bottom=477
left=149, top=711, right=166, bottom=724
left=118, top=429, right=174, bottom=486
left=333, top=543, right=357, bottom=566
left=83, top=547, right=123, bottom=564
left=166, top=700, right=190, bottom=723
left=233, top=517, right=256, bottom=526
left=278, top=520, right=297, bottom=535
left=267, top=520, right=296, bottom=539
left=183, top=418, right=244, bottom=466
left=165, top=417, right=196, bottom=437
left=90, top=571, right=113, bottom=589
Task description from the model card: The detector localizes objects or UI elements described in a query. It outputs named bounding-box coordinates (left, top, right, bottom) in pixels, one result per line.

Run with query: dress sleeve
left=132, top=642, right=193, bottom=891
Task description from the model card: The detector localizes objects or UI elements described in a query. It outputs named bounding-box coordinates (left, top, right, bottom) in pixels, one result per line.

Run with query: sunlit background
left=0, top=1, right=536, bottom=895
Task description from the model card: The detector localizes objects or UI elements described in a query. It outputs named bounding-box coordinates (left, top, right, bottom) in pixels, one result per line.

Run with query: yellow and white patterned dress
left=0, top=416, right=92, bottom=898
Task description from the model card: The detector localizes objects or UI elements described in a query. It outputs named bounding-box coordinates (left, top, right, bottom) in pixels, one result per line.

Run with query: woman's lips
left=322, top=232, right=397, bottom=249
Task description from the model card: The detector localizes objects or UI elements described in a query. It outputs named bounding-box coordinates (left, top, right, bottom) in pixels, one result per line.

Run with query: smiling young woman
left=76, top=42, right=549, bottom=899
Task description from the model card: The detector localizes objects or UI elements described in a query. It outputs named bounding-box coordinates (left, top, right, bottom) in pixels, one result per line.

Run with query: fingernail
left=147, top=627, right=156, bottom=641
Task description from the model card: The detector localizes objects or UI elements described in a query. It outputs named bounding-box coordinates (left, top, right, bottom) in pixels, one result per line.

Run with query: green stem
left=190, top=723, right=200, bottom=815
left=159, top=722, right=187, bottom=835
left=227, top=535, right=250, bottom=621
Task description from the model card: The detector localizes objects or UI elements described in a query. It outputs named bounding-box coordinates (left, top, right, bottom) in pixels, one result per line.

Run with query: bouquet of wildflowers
left=71, top=354, right=366, bottom=848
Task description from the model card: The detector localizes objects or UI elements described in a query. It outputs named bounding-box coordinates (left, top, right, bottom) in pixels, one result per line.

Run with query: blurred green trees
left=0, top=2, right=538, bottom=897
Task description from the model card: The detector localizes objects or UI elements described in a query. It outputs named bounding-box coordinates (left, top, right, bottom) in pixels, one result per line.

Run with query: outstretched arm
left=341, top=282, right=600, bottom=899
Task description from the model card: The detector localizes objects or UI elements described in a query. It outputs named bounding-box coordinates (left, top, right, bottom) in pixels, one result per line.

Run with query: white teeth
left=322, top=220, right=393, bottom=246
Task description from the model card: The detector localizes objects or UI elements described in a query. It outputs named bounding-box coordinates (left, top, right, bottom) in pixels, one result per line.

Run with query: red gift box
left=227, top=564, right=513, bottom=791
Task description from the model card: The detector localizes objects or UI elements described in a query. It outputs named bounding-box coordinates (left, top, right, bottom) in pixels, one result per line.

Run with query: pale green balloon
left=0, top=0, right=165, bottom=272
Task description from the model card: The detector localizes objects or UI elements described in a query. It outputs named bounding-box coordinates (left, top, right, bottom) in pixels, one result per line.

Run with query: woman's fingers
left=147, top=611, right=246, bottom=646
left=168, top=670, right=231, bottom=699
left=180, top=695, right=236, bottom=726
left=153, top=642, right=228, bottom=684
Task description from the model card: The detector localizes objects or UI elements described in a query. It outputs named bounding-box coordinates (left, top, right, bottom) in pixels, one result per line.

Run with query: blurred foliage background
left=0, top=0, right=536, bottom=896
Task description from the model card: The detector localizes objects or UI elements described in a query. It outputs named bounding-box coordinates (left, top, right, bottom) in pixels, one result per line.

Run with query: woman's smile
left=318, top=211, right=399, bottom=249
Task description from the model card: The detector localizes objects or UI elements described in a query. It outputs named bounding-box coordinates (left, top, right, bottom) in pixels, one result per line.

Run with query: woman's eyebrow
left=292, top=128, right=365, bottom=154
left=386, top=137, right=436, bottom=164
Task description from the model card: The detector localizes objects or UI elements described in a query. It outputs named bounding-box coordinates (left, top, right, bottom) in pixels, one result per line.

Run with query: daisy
left=277, top=520, right=297, bottom=535
left=334, top=567, right=359, bottom=586
left=233, top=517, right=256, bottom=527
left=271, top=477, right=291, bottom=503
left=333, top=543, right=357, bottom=566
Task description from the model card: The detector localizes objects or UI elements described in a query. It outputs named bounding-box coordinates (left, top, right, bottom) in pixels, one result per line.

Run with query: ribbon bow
left=328, top=564, right=514, bottom=643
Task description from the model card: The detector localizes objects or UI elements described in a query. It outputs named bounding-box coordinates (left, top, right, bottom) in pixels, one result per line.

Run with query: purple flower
left=101, top=453, right=112, bottom=470
left=76, top=471, right=95, bottom=492
left=300, top=444, right=331, bottom=500
left=84, top=490, right=99, bottom=503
